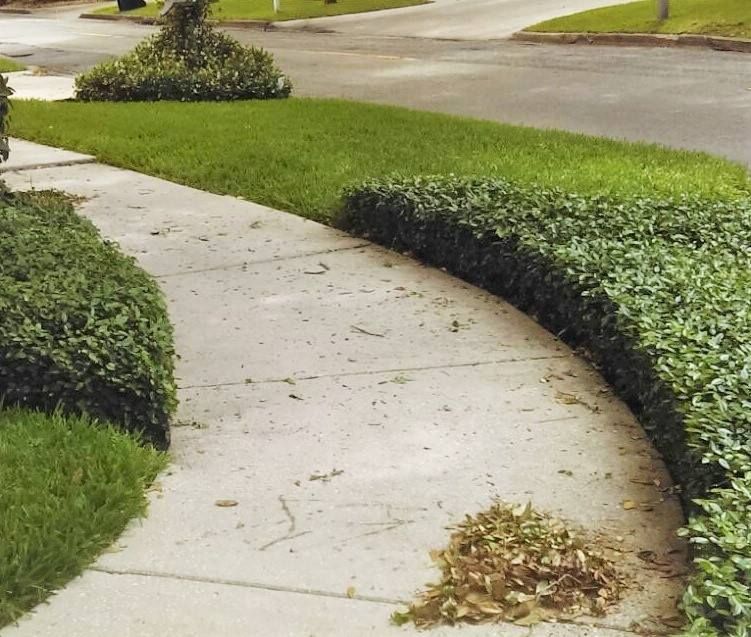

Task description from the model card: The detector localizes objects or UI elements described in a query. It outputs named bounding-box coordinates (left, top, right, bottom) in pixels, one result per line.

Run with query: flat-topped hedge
left=341, top=177, right=751, bottom=636
left=0, top=191, right=176, bottom=446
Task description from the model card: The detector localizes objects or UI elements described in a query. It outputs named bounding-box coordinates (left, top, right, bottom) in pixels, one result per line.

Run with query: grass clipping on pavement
left=394, top=502, right=621, bottom=628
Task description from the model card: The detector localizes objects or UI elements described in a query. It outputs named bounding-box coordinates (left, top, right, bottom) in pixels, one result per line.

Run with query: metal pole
left=657, top=0, right=669, bottom=20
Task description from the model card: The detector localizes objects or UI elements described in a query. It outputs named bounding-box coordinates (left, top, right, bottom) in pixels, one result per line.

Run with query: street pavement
left=1, top=8, right=749, bottom=166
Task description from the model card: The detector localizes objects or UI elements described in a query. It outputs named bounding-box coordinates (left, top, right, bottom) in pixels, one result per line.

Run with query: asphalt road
left=1, top=8, right=750, bottom=166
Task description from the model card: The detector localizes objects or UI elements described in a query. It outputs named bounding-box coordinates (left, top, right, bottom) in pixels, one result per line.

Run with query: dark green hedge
left=0, top=191, right=176, bottom=447
left=341, top=177, right=751, bottom=637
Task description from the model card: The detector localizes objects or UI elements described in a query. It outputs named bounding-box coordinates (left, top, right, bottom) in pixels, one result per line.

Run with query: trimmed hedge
left=341, top=177, right=751, bottom=637
left=0, top=191, right=176, bottom=447
left=75, top=0, right=291, bottom=102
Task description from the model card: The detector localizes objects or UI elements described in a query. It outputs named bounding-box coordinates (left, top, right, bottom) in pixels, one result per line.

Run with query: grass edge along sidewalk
left=0, top=189, right=174, bottom=627
left=0, top=408, right=166, bottom=628
left=8, top=99, right=751, bottom=225
left=0, top=58, right=25, bottom=74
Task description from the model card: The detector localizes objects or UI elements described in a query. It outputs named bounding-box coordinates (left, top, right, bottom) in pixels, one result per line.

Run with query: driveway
left=279, top=0, right=633, bottom=40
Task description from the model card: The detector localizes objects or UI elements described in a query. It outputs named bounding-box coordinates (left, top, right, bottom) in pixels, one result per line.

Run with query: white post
left=273, top=0, right=280, bottom=13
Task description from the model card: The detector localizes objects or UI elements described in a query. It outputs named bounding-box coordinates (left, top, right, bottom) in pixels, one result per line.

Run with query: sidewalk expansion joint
left=88, top=567, right=641, bottom=635
left=89, top=566, right=406, bottom=606
left=156, top=242, right=373, bottom=278
left=177, top=353, right=570, bottom=390
left=2, top=157, right=97, bottom=174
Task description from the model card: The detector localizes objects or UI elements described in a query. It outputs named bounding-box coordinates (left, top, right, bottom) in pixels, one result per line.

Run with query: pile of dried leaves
left=394, top=502, right=622, bottom=628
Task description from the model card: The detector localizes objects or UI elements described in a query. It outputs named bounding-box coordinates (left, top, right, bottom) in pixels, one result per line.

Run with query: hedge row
left=341, top=176, right=751, bottom=636
left=0, top=190, right=176, bottom=447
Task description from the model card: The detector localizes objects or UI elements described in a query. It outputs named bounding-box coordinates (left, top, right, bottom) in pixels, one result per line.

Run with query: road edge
left=79, top=12, right=277, bottom=30
left=512, top=30, right=751, bottom=53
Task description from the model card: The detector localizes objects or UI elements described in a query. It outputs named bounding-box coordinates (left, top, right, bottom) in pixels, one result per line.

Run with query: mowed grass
left=10, top=99, right=750, bottom=223
left=0, top=57, right=25, bottom=73
left=95, top=0, right=428, bottom=22
left=0, top=408, right=165, bottom=627
left=528, top=0, right=751, bottom=39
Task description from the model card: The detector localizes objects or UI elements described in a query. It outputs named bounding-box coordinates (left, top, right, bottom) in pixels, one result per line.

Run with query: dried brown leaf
left=214, top=499, right=238, bottom=507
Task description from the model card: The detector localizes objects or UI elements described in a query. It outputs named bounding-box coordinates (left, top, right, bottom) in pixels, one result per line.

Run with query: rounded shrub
left=0, top=191, right=176, bottom=447
left=75, top=0, right=291, bottom=102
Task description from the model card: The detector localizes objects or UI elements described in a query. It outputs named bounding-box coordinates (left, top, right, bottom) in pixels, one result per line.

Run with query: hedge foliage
left=75, top=0, right=291, bottom=102
left=341, top=176, right=751, bottom=637
left=0, top=191, right=176, bottom=447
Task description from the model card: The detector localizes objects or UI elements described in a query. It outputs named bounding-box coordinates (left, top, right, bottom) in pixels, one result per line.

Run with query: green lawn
left=0, top=57, right=25, bottom=73
left=95, top=0, right=428, bottom=22
left=0, top=408, right=165, bottom=627
left=9, top=99, right=749, bottom=223
left=528, top=0, right=751, bottom=39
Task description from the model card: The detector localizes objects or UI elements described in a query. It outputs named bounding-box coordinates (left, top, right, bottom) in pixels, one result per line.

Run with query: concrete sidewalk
left=3, top=71, right=75, bottom=101
left=2, top=141, right=686, bottom=637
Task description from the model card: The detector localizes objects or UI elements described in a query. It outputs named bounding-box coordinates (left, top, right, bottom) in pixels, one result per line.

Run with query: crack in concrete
left=258, top=496, right=312, bottom=551
left=258, top=530, right=311, bottom=551
left=177, top=353, right=569, bottom=390
left=338, top=519, right=414, bottom=544
left=155, top=242, right=372, bottom=279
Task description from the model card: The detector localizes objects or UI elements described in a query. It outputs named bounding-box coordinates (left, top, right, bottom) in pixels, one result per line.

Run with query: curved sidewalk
left=3, top=141, right=686, bottom=637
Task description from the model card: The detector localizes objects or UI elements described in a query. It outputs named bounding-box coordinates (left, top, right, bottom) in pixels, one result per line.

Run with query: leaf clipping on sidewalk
left=392, top=501, right=622, bottom=628
left=215, top=499, right=239, bottom=507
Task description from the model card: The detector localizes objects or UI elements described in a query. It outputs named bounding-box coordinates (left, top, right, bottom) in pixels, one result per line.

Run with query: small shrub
left=341, top=176, right=751, bottom=636
left=75, top=0, right=291, bottom=102
left=0, top=190, right=176, bottom=446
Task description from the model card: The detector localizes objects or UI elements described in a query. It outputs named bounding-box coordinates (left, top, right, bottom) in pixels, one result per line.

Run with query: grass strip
left=528, top=0, right=751, bottom=39
left=9, top=99, right=750, bottom=224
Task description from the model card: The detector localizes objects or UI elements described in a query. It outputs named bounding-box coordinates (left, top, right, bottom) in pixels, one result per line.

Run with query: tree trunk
left=657, top=0, right=669, bottom=20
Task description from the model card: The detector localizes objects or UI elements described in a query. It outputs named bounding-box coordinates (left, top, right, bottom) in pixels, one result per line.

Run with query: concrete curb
left=79, top=11, right=277, bottom=30
left=0, top=6, right=32, bottom=13
left=512, top=30, right=751, bottom=54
